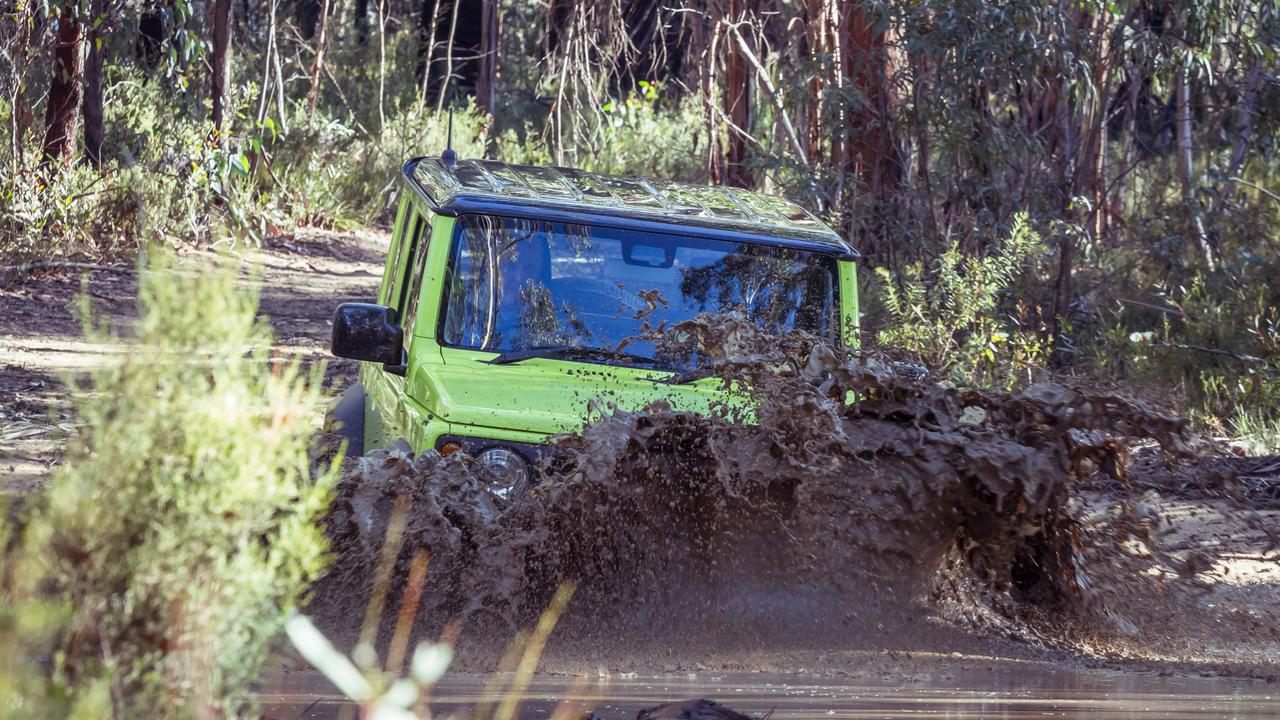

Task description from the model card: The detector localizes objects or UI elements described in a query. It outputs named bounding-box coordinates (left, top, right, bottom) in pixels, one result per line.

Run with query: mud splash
left=308, top=314, right=1216, bottom=659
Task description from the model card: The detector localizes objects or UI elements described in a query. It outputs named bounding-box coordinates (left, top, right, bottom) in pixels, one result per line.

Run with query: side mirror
left=331, top=303, right=403, bottom=366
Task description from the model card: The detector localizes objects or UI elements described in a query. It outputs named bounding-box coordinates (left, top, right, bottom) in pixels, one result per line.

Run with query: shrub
left=1099, top=272, right=1280, bottom=434
left=261, top=101, right=491, bottom=229
left=873, top=213, right=1049, bottom=388
left=1, top=252, right=338, bottom=718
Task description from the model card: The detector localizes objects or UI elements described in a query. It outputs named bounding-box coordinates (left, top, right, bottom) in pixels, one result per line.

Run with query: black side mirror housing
left=331, top=303, right=403, bottom=366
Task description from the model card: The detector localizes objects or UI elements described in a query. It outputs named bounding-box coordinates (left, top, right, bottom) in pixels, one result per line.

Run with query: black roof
left=403, top=157, right=858, bottom=258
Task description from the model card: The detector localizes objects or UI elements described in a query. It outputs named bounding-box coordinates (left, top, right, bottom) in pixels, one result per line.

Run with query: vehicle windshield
left=440, top=215, right=840, bottom=362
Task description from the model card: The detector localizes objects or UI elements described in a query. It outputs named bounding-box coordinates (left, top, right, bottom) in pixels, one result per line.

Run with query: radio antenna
left=441, top=109, right=457, bottom=168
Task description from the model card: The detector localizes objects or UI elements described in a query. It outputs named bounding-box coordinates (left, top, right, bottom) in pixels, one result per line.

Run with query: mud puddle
left=259, top=665, right=1280, bottom=719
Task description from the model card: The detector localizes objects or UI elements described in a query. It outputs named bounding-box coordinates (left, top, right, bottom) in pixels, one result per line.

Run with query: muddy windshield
left=440, top=215, right=839, bottom=359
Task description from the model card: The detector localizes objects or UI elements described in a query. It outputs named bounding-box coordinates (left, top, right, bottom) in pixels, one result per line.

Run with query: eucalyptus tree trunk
left=355, top=0, right=370, bottom=45
left=9, top=0, right=33, bottom=173
left=721, top=0, right=754, bottom=188
left=838, top=1, right=899, bottom=257
left=475, top=0, right=500, bottom=119
left=83, top=0, right=109, bottom=167
left=840, top=3, right=898, bottom=204
left=41, top=5, right=85, bottom=166
left=803, top=0, right=836, bottom=167
left=1175, top=46, right=1213, bottom=269
left=211, top=0, right=233, bottom=139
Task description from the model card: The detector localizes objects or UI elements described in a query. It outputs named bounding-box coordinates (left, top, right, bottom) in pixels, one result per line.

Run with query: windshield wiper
left=486, top=346, right=667, bottom=368
left=648, top=367, right=711, bottom=385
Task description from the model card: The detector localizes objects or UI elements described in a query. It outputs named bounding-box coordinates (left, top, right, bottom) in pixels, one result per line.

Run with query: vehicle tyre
left=329, top=381, right=367, bottom=458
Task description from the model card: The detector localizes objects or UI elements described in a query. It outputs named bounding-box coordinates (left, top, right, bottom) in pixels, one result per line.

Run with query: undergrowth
left=871, top=213, right=1050, bottom=390
left=0, top=253, right=339, bottom=718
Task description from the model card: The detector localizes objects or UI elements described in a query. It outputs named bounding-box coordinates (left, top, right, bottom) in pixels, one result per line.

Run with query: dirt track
left=0, top=229, right=387, bottom=493
left=2, top=230, right=1277, bottom=686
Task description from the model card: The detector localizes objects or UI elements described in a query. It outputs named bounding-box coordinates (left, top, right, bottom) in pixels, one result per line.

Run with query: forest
left=1, top=0, right=1279, bottom=717
left=3, top=0, right=1277, bottom=429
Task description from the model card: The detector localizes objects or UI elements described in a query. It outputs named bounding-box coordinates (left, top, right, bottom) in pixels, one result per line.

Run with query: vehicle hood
left=422, top=352, right=733, bottom=437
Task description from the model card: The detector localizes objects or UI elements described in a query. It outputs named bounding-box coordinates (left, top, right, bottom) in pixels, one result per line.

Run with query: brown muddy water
left=258, top=666, right=1280, bottom=719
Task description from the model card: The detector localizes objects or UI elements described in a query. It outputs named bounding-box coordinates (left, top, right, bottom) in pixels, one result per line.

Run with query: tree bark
left=354, top=0, right=370, bottom=45
left=702, top=1, right=724, bottom=183
left=1174, top=43, right=1213, bottom=268
left=475, top=0, right=500, bottom=119
left=829, top=2, right=901, bottom=259
left=211, top=0, right=233, bottom=140
left=41, top=6, right=86, bottom=166
left=9, top=0, right=34, bottom=173
left=803, top=0, right=834, bottom=167
left=83, top=0, right=109, bottom=167
left=840, top=3, right=898, bottom=202
left=295, top=0, right=321, bottom=40
left=721, top=0, right=754, bottom=188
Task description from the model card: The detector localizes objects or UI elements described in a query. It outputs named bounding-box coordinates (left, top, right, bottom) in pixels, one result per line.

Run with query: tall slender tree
left=840, top=3, right=900, bottom=237
left=41, top=3, right=86, bottom=165
left=354, top=0, right=370, bottom=44
left=211, top=0, right=233, bottom=139
left=7, top=0, right=35, bottom=172
left=721, top=0, right=755, bottom=188
left=306, top=0, right=332, bottom=122
left=475, top=0, right=500, bottom=118
left=83, top=0, right=109, bottom=167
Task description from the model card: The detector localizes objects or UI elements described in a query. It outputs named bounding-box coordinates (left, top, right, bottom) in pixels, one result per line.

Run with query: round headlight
left=476, top=447, right=531, bottom=499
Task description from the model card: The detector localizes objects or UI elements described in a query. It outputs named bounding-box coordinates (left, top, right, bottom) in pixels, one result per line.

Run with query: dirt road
left=0, top=229, right=387, bottom=493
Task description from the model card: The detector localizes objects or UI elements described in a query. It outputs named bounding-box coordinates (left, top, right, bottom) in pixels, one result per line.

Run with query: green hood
left=421, top=350, right=728, bottom=437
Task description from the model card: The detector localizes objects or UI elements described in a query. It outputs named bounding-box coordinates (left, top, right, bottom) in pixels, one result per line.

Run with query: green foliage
left=0, top=77, right=239, bottom=263
left=1228, top=407, right=1280, bottom=455
left=561, top=84, right=707, bottom=182
left=1, top=254, right=338, bottom=718
left=0, top=163, right=120, bottom=266
left=0, top=512, right=87, bottom=720
left=873, top=213, right=1049, bottom=388
left=1097, top=268, right=1280, bottom=432
left=260, top=102, right=490, bottom=228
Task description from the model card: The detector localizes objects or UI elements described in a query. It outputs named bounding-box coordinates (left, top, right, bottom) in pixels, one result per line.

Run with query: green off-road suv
left=330, top=153, right=860, bottom=494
